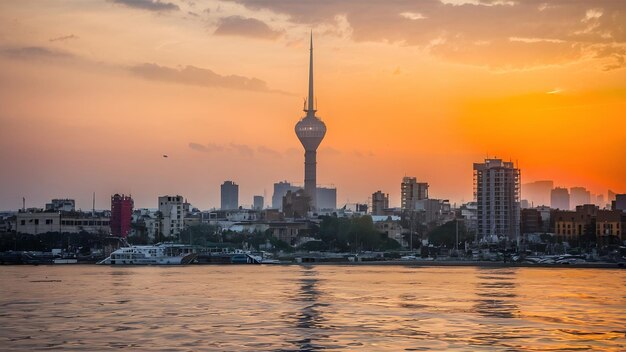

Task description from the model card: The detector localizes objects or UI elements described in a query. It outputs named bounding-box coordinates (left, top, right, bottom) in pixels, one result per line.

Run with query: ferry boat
left=97, top=243, right=197, bottom=265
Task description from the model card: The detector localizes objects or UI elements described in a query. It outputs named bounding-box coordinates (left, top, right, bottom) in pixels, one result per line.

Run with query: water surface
left=1, top=265, right=625, bottom=351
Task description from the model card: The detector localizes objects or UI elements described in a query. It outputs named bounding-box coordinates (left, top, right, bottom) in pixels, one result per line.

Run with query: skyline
left=1, top=0, right=625, bottom=210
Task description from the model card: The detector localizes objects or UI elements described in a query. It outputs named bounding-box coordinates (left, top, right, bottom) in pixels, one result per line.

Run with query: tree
left=427, top=220, right=471, bottom=248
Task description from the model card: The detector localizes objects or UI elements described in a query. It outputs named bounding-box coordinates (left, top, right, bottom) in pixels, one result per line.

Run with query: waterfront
left=1, top=266, right=625, bottom=351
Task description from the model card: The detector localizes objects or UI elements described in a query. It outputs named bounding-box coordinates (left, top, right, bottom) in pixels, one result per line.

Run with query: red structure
left=111, top=194, right=133, bottom=237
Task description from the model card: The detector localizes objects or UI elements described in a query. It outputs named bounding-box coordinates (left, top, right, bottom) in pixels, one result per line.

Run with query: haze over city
left=0, top=0, right=624, bottom=211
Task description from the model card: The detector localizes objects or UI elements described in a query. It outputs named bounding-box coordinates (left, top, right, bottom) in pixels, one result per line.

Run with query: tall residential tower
left=295, top=34, right=327, bottom=210
left=473, top=158, right=521, bottom=242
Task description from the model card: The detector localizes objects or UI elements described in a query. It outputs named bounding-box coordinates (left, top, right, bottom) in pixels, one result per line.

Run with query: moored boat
left=97, top=243, right=197, bottom=265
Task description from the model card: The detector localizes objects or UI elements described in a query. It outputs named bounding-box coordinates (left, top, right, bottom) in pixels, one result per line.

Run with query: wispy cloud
left=230, top=143, right=254, bottom=157
left=49, top=34, right=79, bottom=42
left=257, top=145, right=281, bottom=157
left=0, top=46, right=75, bottom=60
left=214, top=16, right=282, bottom=40
left=129, top=63, right=272, bottom=92
left=109, top=0, right=179, bottom=12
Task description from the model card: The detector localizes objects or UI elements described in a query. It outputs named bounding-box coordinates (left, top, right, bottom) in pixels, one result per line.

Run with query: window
left=20, top=220, right=25, bottom=225
left=34, top=219, right=39, bottom=225
left=46, top=219, right=53, bottom=225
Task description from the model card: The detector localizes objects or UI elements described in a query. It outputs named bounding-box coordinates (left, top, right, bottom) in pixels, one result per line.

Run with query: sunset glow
left=0, top=0, right=624, bottom=209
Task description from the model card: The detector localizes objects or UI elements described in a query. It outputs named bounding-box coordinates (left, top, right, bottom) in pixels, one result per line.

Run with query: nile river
left=1, top=265, right=625, bottom=351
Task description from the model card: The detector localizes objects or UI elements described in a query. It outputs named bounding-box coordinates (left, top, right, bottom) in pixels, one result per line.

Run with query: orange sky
left=0, top=0, right=624, bottom=210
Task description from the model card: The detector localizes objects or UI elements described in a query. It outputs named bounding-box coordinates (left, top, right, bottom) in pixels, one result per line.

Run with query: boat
left=97, top=243, right=198, bottom=265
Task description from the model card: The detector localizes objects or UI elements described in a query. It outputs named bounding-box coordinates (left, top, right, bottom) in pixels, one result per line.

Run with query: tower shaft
left=304, top=150, right=317, bottom=209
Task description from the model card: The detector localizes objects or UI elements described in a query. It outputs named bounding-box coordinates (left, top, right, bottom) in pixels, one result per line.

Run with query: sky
left=0, top=0, right=624, bottom=211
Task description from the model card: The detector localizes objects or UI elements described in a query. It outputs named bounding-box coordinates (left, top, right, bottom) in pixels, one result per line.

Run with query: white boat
left=97, top=243, right=197, bottom=265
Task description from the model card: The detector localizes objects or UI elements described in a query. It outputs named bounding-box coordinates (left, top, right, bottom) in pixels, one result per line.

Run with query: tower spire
left=306, top=31, right=316, bottom=115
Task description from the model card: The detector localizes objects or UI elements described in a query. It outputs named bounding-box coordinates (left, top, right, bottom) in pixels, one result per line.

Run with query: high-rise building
left=272, top=181, right=300, bottom=210
left=473, top=158, right=521, bottom=241
left=570, top=187, right=591, bottom=208
left=371, top=191, right=389, bottom=215
left=316, top=186, right=337, bottom=210
left=253, top=195, right=264, bottom=210
left=158, top=195, right=185, bottom=238
left=110, top=194, right=133, bottom=237
left=220, top=181, right=239, bottom=210
left=295, top=34, right=327, bottom=210
left=522, top=180, right=553, bottom=207
left=551, top=187, right=570, bottom=210
left=400, top=177, right=428, bottom=211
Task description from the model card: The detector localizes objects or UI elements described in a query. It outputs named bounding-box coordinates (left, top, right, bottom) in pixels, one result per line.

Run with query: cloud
left=0, top=45, right=285, bottom=93
left=227, top=0, right=626, bottom=69
left=129, top=63, right=272, bottom=92
left=230, top=143, right=254, bottom=157
left=188, top=142, right=225, bottom=153
left=0, top=46, right=75, bottom=60
left=257, top=145, right=281, bottom=157
left=214, top=16, right=282, bottom=40
left=109, top=0, right=179, bottom=12
left=49, top=34, right=79, bottom=42
left=319, top=146, right=341, bottom=156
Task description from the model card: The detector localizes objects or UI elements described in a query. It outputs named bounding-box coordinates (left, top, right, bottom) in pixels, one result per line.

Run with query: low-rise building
left=16, top=210, right=110, bottom=235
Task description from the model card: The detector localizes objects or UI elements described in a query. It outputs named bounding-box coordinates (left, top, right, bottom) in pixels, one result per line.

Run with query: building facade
left=220, top=181, right=239, bottom=210
left=253, top=195, right=264, bottom=210
left=110, top=194, right=133, bottom=237
left=400, top=177, right=428, bottom=211
left=272, top=181, right=300, bottom=210
left=45, top=199, right=76, bottom=212
left=158, top=195, right=185, bottom=238
left=570, top=187, right=591, bottom=208
left=15, top=211, right=110, bottom=235
left=473, top=158, right=521, bottom=241
left=282, top=189, right=311, bottom=219
left=371, top=191, right=389, bottom=216
left=551, top=187, right=570, bottom=210
left=316, top=186, right=337, bottom=210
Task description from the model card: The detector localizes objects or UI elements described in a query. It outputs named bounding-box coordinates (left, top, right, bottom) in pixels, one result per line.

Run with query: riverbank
left=290, top=260, right=626, bottom=269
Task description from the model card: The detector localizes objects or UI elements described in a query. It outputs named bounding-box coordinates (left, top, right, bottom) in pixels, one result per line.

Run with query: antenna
left=92, top=192, right=95, bottom=216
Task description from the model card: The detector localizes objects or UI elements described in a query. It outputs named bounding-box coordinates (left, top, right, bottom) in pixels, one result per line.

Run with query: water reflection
left=473, top=269, right=519, bottom=319
left=285, top=265, right=330, bottom=351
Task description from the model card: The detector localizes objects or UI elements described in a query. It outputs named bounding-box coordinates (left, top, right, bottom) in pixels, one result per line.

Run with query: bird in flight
left=163, top=154, right=168, bottom=158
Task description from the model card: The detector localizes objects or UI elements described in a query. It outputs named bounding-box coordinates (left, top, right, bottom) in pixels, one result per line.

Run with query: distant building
left=551, top=187, right=570, bottom=210
left=220, top=181, right=239, bottom=210
left=570, top=187, right=591, bottom=208
left=253, top=195, right=264, bottom=210
left=110, top=194, right=133, bottom=237
left=473, top=158, right=520, bottom=241
left=45, top=199, right=75, bottom=212
left=522, top=180, right=553, bottom=207
left=272, top=181, right=299, bottom=210
left=613, top=194, right=626, bottom=212
left=158, top=195, right=185, bottom=238
left=282, top=189, right=311, bottom=218
left=371, top=191, right=389, bottom=216
left=316, top=186, right=337, bottom=210
left=401, top=177, right=428, bottom=211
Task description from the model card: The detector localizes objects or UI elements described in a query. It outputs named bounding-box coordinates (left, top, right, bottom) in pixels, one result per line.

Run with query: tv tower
left=295, top=33, right=327, bottom=210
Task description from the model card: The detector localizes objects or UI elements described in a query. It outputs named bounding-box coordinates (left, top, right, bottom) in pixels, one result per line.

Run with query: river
left=1, top=265, right=624, bottom=351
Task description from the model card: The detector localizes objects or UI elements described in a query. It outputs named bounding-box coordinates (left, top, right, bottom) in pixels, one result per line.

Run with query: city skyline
left=1, top=1, right=625, bottom=210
